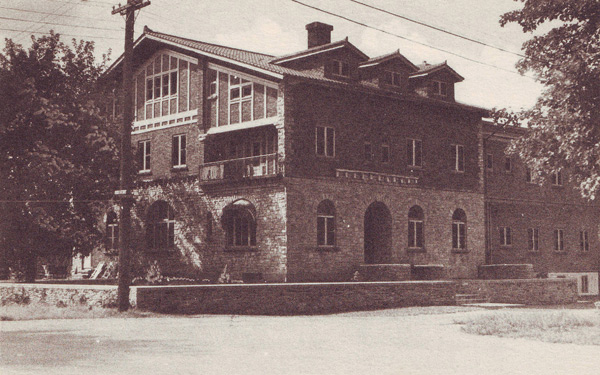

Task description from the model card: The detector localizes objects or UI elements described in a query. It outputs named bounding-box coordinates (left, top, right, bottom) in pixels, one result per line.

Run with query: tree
left=499, top=0, right=600, bottom=200
left=0, top=32, right=119, bottom=281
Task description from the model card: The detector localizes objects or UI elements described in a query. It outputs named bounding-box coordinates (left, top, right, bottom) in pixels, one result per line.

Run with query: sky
left=0, top=0, right=546, bottom=110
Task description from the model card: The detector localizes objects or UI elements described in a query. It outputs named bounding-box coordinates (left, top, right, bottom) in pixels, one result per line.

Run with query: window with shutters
left=554, top=229, right=565, bottom=252
left=407, top=139, right=422, bottom=168
left=317, top=200, right=335, bottom=247
left=452, top=209, right=467, bottom=250
left=579, top=230, right=589, bottom=252
left=172, top=134, right=187, bottom=168
left=408, top=206, right=424, bottom=249
left=138, top=140, right=151, bottom=173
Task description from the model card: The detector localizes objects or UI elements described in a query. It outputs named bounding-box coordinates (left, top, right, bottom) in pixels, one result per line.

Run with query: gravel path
left=1, top=307, right=599, bottom=375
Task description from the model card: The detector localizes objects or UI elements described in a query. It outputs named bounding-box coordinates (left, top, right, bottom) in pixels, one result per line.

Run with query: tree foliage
left=500, top=0, right=600, bottom=200
left=0, top=32, right=119, bottom=280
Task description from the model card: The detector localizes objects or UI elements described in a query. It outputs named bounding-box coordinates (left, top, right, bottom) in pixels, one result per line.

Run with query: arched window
left=317, top=200, right=335, bottom=246
left=452, top=209, right=467, bottom=250
left=222, top=200, right=256, bottom=247
left=106, top=211, right=119, bottom=251
left=147, top=201, right=175, bottom=249
left=408, top=205, right=424, bottom=249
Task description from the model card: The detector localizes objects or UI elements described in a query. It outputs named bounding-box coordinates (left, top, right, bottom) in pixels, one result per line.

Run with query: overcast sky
left=1, top=0, right=546, bottom=110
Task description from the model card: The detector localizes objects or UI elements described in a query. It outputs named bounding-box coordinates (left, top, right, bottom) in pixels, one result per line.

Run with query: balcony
left=200, top=153, right=279, bottom=183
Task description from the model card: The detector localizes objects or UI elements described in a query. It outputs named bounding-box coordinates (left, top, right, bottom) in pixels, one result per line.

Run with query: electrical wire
left=290, top=0, right=535, bottom=80
left=0, top=27, right=121, bottom=40
left=348, top=0, right=528, bottom=60
left=0, top=5, right=122, bottom=24
left=0, top=16, right=121, bottom=32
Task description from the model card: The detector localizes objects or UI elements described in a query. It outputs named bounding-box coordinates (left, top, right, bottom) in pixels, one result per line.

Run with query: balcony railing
left=200, top=153, right=279, bottom=182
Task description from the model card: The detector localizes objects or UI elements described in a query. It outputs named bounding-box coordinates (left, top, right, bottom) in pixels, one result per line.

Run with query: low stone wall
left=0, top=283, right=118, bottom=307
left=457, top=278, right=578, bottom=305
left=412, top=265, right=445, bottom=280
left=478, top=264, right=535, bottom=280
left=357, top=264, right=411, bottom=281
left=133, top=281, right=456, bottom=315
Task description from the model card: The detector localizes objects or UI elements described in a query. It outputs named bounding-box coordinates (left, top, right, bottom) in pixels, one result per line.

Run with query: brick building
left=103, top=22, right=599, bottom=293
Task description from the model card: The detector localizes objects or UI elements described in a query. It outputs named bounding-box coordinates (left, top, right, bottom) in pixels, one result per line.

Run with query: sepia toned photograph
left=1, top=1, right=599, bottom=374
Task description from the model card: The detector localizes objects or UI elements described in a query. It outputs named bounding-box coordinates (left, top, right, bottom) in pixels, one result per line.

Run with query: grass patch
left=455, top=310, right=600, bottom=345
left=0, top=304, right=154, bottom=321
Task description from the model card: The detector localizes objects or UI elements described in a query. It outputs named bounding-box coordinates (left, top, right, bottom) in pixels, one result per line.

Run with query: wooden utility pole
left=112, top=0, right=150, bottom=311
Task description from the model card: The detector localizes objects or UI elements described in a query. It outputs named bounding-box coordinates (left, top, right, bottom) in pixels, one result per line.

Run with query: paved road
left=1, top=307, right=599, bottom=375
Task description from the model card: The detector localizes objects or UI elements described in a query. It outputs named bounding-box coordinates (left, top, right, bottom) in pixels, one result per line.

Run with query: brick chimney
left=306, top=22, right=333, bottom=48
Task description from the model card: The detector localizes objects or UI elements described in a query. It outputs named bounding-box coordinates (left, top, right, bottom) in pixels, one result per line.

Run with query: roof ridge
left=270, top=39, right=349, bottom=62
left=145, top=27, right=276, bottom=59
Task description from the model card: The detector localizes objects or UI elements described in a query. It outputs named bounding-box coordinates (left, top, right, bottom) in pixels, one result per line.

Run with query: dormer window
left=332, top=60, right=349, bottom=77
left=383, top=71, right=402, bottom=86
left=433, top=81, right=448, bottom=97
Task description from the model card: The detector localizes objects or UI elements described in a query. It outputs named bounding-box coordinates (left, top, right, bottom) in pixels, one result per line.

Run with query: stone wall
left=133, top=281, right=456, bottom=315
left=478, top=264, right=535, bottom=280
left=0, top=283, right=118, bottom=307
left=286, top=178, right=486, bottom=281
left=457, top=278, right=578, bottom=305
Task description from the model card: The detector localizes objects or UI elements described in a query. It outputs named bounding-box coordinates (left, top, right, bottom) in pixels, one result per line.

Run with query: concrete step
left=455, top=293, right=489, bottom=305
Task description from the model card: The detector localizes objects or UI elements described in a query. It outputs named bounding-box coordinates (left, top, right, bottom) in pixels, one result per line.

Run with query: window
left=317, top=200, right=335, bottom=247
left=364, top=143, right=372, bottom=161
left=172, top=134, right=187, bottom=167
left=229, top=75, right=253, bottom=124
left=147, top=201, right=175, bottom=250
left=580, top=231, right=589, bottom=252
left=316, top=126, right=335, bottom=157
left=504, top=157, right=512, bottom=173
left=223, top=200, right=256, bottom=247
left=106, top=211, right=119, bottom=251
left=408, top=206, right=424, bottom=249
left=144, top=54, right=179, bottom=117
left=331, top=60, right=349, bottom=77
left=208, top=69, right=217, bottom=97
left=526, top=168, right=533, bottom=183
left=552, top=170, right=563, bottom=186
left=581, top=275, right=589, bottom=294
left=500, top=227, right=512, bottom=246
left=528, top=228, right=539, bottom=252
left=433, top=81, right=448, bottom=96
left=452, top=209, right=467, bottom=250
left=452, top=144, right=465, bottom=172
left=381, top=144, right=390, bottom=163
left=554, top=229, right=564, bottom=251
left=383, top=71, right=402, bottom=86
left=407, top=139, right=422, bottom=167
left=138, top=140, right=151, bottom=172
left=486, top=154, right=493, bottom=170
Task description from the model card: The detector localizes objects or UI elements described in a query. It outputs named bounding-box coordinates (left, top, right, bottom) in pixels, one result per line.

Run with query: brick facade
left=97, top=23, right=599, bottom=290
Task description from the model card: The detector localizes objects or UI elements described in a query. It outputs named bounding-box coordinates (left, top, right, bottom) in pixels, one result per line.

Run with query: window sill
left=225, top=246, right=257, bottom=252
left=138, top=170, right=152, bottom=176
left=408, top=166, right=423, bottom=171
left=451, top=249, right=469, bottom=254
left=553, top=250, right=567, bottom=254
left=451, top=170, right=465, bottom=174
left=314, top=246, right=339, bottom=252
left=407, top=247, right=426, bottom=253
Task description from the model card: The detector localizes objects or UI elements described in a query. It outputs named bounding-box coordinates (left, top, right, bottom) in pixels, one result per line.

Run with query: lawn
left=455, top=309, right=600, bottom=345
left=0, top=304, right=153, bottom=321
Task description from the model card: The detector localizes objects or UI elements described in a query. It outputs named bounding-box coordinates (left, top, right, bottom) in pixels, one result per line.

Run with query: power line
left=0, top=5, right=122, bottom=24
left=290, top=0, right=534, bottom=80
left=0, top=16, right=121, bottom=32
left=43, top=0, right=111, bottom=8
left=348, top=0, right=527, bottom=60
left=12, top=2, right=75, bottom=43
left=0, top=27, right=121, bottom=40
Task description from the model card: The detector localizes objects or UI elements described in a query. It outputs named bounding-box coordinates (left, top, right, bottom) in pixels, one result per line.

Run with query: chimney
left=306, top=22, right=333, bottom=49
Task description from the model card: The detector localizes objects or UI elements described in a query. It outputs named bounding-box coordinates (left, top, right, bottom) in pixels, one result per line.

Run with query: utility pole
left=112, top=0, right=150, bottom=311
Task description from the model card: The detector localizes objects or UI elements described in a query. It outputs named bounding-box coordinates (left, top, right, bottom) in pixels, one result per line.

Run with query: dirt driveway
left=1, top=307, right=599, bottom=375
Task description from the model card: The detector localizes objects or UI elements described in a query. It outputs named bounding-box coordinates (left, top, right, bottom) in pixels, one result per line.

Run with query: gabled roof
left=270, top=38, right=369, bottom=65
left=410, top=61, right=464, bottom=82
left=359, top=50, right=418, bottom=72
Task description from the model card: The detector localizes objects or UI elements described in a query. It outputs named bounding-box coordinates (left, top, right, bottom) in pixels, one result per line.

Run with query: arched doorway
left=364, top=201, right=392, bottom=264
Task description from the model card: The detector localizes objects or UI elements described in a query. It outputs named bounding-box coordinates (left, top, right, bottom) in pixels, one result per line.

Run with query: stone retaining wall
left=0, top=283, right=118, bottom=307
left=457, top=278, right=578, bottom=305
left=133, top=281, right=456, bottom=315
left=478, top=264, right=535, bottom=279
